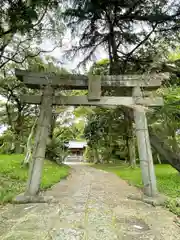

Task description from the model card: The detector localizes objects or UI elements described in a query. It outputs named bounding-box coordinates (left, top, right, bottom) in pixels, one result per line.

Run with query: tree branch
left=0, top=4, right=49, bottom=38
left=126, top=23, right=158, bottom=58
left=1, top=46, right=57, bottom=67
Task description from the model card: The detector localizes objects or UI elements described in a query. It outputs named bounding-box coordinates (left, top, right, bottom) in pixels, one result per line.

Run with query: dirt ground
left=0, top=164, right=179, bottom=240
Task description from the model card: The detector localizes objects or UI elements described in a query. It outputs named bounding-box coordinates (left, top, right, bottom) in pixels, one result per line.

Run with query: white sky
left=40, top=29, right=108, bottom=73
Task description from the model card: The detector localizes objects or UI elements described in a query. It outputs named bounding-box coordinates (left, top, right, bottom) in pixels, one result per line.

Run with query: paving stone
left=2, top=231, right=46, bottom=240
left=49, top=228, right=85, bottom=240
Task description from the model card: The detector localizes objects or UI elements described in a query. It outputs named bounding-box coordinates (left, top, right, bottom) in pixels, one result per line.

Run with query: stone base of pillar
left=128, top=193, right=168, bottom=206
left=13, top=193, right=57, bottom=204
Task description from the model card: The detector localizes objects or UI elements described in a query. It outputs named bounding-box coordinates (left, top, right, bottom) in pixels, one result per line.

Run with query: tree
left=0, top=75, right=38, bottom=153
left=84, top=107, right=128, bottom=163
left=148, top=85, right=180, bottom=168
left=23, top=117, right=38, bottom=167
left=0, top=0, right=64, bottom=69
left=64, top=0, right=180, bottom=72
left=0, top=54, right=71, bottom=157
left=89, top=59, right=110, bottom=75
left=0, top=0, right=59, bottom=37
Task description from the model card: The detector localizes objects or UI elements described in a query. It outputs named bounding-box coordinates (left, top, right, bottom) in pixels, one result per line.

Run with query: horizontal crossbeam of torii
left=21, top=95, right=164, bottom=107
left=15, top=69, right=169, bottom=90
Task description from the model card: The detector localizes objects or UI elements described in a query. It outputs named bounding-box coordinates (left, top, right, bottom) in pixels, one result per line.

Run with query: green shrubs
left=0, top=154, right=70, bottom=203
left=0, top=130, right=16, bottom=154
left=165, top=198, right=180, bottom=216
left=83, top=146, right=94, bottom=162
left=45, top=138, right=70, bottom=164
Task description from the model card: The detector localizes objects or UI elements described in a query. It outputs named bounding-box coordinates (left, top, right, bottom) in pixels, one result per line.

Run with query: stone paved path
left=0, top=164, right=180, bottom=239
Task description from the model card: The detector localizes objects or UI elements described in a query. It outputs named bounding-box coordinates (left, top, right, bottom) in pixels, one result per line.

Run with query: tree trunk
left=171, top=131, right=180, bottom=153
left=156, top=153, right=162, bottom=164
left=93, top=147, right=102, bottom=164
left=128, top=134, right=136, bottom=168
left=124, top=107, right=136, bottom=168
left=14, top=129, right=23, bottom=153
left=49, top=113, right=57, bottom=140
left=14, top=141, right=22, bottom=153
left=14, top=108, right=24, bottom=153
left=22, top=118, right=38, bottom=167
left=149, top=131, right=180, bottom=172
left=126, top=112, right=180, bottom=172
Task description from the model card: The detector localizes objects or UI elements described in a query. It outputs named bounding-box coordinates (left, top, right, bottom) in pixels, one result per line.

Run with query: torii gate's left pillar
left=25, top=85, right=53, bottom=196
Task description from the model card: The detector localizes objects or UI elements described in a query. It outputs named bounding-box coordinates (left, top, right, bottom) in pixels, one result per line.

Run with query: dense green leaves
left=83, top=107, right=127, bottom=162
left=0, top=0, right=59, bottom=37
left=150, top=86, right=180, bottom=154
left=0, top=0, right=64, bottom=70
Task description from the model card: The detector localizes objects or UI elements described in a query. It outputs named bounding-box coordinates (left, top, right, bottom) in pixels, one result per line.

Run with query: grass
left=93, top=162, right=180, bottom=216
left=93, top=163, right=180, bottom=197
left=0, top=154, right=70, bottom=204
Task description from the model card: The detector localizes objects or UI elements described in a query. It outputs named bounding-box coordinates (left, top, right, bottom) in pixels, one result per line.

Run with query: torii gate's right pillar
left=133, top=86, right=157, bottom=197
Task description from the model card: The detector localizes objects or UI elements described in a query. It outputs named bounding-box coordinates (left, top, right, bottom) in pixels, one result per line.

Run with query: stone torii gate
left=15, top=69, right=168, bottom=201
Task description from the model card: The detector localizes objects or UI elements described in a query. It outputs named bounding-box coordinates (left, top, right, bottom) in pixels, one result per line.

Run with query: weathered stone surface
left=128, top=193, right=169, bottom=206
left=0, top=164, right=179, bottom=240
left=15, top=69, right=168, bottom=89
left=13, top=194, right=56, bottom=204
left=20, top=95, right=164, bottom=107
